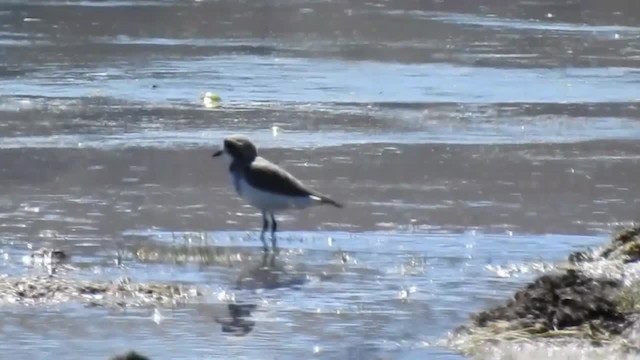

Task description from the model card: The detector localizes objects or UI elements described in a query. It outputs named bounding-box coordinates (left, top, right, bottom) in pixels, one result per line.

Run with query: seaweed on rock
left=454, top=224, right=640, bottom=353
left=472, top=269, right=629, bottom=335
left=0, top=275, right=201, bottom=307
left=570, top=224, right=640, bottom=264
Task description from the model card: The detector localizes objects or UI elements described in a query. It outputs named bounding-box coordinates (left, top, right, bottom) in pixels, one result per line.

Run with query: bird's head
left=213, top=135, right=258, bottom=163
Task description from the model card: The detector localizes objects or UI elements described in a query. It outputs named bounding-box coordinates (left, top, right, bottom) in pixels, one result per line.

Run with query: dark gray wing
left=244, top=158, right=315, bottom=197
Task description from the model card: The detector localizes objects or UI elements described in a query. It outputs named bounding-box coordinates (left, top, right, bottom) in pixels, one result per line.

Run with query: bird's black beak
left=212, top=149, right=224, bottom=158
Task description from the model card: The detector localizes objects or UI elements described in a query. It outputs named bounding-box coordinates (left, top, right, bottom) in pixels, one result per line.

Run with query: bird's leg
left=270, top=212, right=278, bottom=252
left=260, top=211, right=269, bottom=252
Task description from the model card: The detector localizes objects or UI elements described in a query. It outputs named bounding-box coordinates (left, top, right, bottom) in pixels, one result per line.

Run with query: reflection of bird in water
left=236, top=252, right=308, bottom=290
left=215, top=303, right=257, bottom=336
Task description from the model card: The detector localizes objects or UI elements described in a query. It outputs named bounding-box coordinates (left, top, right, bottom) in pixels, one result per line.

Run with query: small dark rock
left=110, top=351, right=150, bottom=360
left=80, top=286, right=104, bottom=295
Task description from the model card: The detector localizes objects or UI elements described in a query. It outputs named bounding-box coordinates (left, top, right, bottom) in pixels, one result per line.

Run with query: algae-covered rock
left=471, top=269, right=628, bottom=335
left=570, top=224, right=640, bottom=264
left=454, top=225, right=640, bottom=355
left=0, top=275, right=202, bottom=307
left=132, top=243, right=256, bottom=267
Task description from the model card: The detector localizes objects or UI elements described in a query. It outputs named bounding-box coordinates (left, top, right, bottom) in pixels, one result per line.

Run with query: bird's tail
left=314, top=194, right=344, bottom=208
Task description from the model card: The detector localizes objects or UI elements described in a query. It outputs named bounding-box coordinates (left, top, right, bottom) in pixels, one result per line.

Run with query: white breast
left=236, top=178, right=315, bottom=211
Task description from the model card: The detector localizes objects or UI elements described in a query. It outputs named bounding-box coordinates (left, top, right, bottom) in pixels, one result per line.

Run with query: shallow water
left=1, top=0, right=640, bottom=359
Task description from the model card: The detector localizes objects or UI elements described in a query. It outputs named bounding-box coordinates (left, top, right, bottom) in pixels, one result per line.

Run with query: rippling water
left=1, top=0, right=640, bottom=359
